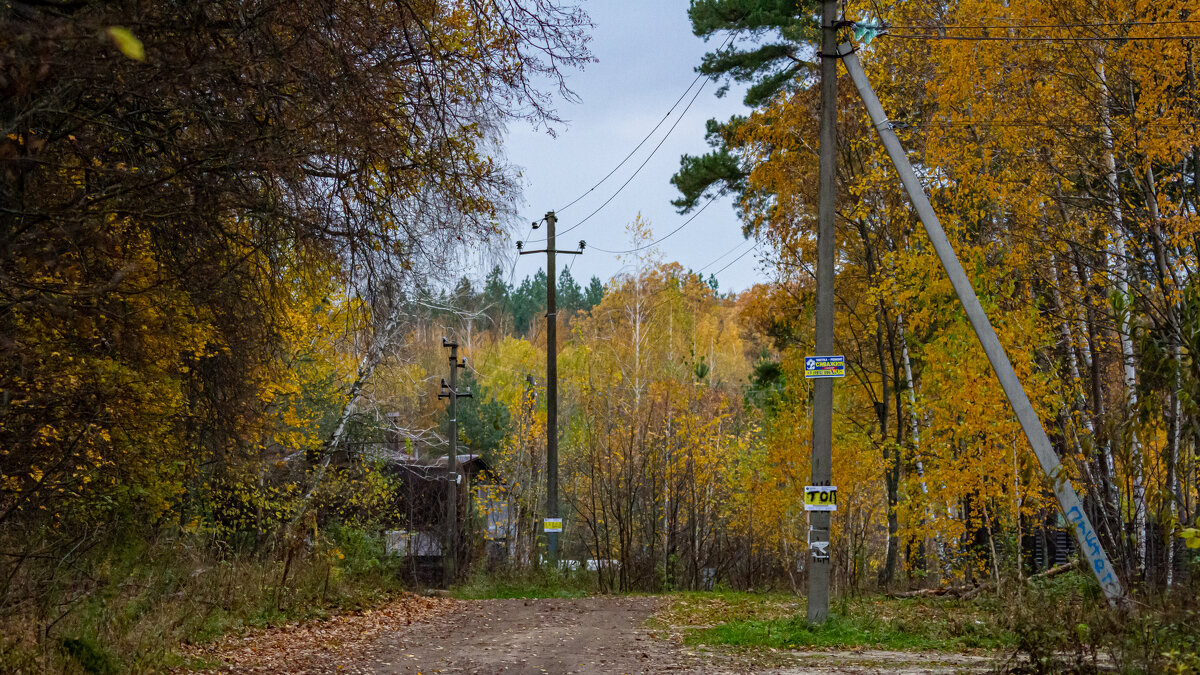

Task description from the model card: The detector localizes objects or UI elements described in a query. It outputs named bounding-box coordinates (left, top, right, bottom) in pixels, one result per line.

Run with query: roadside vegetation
left=452, top=567, right=597, bottom=600
left=653, top=573, right=1200, bottom=673
left=659, top=591, right=1012, bottom=652
left=6, top=0, right=1200, bottom=673
left=2, top=527, right=405, bottom=672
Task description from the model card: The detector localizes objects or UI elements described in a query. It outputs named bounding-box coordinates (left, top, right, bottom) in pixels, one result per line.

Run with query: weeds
left=452, top=565, right=597, bottom=599
left=0, top=525, right=405, bottom=673
left=662, top=591, right=1013, bottom=652
left=659, top=573, right=1200, bottom=674
left=997, top=572, right=1200, bottom=673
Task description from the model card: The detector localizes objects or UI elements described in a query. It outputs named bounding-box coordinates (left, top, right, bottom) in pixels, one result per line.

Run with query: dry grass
left=0, top=528, right=408, bottom=673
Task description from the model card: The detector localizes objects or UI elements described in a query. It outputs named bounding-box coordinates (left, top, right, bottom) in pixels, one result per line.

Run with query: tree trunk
left=1100, top=61, right=1145, bottom=572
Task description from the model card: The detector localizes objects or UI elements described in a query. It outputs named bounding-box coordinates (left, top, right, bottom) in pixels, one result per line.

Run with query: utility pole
left=438, top=337, right=471, bottom=586
left=517, top=212, right=584, bottom=564
left=807, top=0, right=839, bottom=625
left=838, top=44, right=1128, bottom=608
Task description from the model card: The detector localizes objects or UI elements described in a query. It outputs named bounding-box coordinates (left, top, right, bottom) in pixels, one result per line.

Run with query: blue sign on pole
left=804, top=355, right=845, bottom=379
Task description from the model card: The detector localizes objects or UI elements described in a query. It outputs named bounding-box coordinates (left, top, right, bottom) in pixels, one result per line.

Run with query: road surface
left=189, top=595, right=1001, bottom=673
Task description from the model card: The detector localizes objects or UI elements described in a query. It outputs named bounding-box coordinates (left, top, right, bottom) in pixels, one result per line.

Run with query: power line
left=695, top=237, right=756, bottom=274
left=883, top=32, right=1200, bottom=41
left=708, top=242, right=759, bottom=277
left=883, top=20, right=1200, bottom=30
left=586, top=193, right=721, bottom=255
left=555, top=34, right=735, bottom=215
left=528, top=64, right=716, bottom=244
left=895, top=120, right=1195, bottom=129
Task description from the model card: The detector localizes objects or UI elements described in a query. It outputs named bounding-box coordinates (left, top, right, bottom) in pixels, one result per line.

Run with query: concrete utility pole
left=438, top=337, right=471, bottom=586
left=838, top=44, right=1128, bottom=608
left=517, top=212, right=583, bottom=563
left=807, top=0, right=839, bottom=625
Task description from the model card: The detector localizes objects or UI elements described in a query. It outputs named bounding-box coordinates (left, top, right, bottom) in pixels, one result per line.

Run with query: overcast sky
left=469, top=0, right=767, bottom=294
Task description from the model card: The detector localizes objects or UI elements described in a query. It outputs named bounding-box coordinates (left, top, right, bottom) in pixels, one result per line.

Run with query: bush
left=453, top=564, right=597, bottom=599
left=997, top=571, right=1200, bottom=673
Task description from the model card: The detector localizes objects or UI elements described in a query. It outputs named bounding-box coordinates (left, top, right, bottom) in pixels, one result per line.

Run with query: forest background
left=3, top=0, right=1200, bottom=671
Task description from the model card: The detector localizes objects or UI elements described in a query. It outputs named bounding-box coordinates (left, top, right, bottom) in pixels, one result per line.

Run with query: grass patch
left=452, top=566, right=597, bottom=599
left=660, top=591, right=1014, bottom=652
left=696, top=612, right=1007, bottom=651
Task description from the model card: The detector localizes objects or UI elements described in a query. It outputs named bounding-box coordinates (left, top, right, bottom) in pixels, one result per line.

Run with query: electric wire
left=586, top=193, right=721, bottom=255
left=554, top=33, right=735, bottom=215
left=707, top=241, right=759, bottom=277
left=527, top=63, right=717, bottom=244
left=883, top=32, right=1200, bottom=41
left=695, top=236, right=757, bottom=274
left=882, top=20, right=1200, bottom=30
left=630, top=240, right=759, bottom=319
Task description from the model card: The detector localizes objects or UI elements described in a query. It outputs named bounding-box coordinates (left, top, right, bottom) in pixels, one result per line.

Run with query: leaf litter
left=179, top=593, right=455, bottom=673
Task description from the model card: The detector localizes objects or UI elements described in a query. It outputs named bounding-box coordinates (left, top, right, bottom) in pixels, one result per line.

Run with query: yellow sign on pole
left=544, top=518, right=563, bottom=533
left=804, top=486, right=837, bottom=511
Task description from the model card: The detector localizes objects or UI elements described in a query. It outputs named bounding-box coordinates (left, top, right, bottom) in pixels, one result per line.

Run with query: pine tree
left=584, top=276, right=605, bottom=310
left=672, top=0, right=820, bottom=212
left=557, top=268, right=584, bottom=315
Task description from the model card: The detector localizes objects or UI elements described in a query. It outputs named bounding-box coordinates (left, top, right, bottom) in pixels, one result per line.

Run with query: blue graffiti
left=1067, top=505, right=1109, bottom=574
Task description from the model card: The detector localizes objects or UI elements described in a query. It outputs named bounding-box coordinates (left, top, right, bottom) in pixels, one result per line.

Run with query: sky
left=470, top=0, right=769, bottom=294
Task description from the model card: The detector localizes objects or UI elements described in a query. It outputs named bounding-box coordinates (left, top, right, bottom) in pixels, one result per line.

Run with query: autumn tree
left=0, top=0, right=591, bottom=592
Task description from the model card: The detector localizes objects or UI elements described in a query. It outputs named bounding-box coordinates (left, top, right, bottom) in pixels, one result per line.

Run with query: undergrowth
left=661, top=571, right=1200, bottom=673
left=0, top=524, right=405, bottom=673
left=452, top=564, right=597, bottom=599
left=997, top=571, right=1200, bottom=673
left=665, top=591, right=1012, bottom=652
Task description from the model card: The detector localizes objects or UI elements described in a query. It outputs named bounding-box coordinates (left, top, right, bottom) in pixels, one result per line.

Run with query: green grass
left=660, top=590, right=1014, bottom=652
left=694, top=612, right=1010, bottom=651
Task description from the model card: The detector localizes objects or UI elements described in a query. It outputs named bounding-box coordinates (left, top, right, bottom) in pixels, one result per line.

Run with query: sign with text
left=804, top=355, right=845, bottom=379
left=804, top=485, right=838, bottom=511
left=543, top=518, right=563, bottom=533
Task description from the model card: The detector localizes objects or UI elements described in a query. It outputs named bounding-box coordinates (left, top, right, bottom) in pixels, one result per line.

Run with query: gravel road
left=366, top=597, right=999, bottom=674
left=187, top=595, right=1004, bottom=673
left=369, top=596, right=733, bottom=674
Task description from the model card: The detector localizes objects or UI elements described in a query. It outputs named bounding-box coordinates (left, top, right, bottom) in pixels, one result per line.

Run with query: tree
left=512, top=270, right=549, bottom=335
left=584, top=276, right=606, bottom=310
left=557, top=268, right=584, bottom=315
left=0, top=0, right=591, bottom=563
left=453, top=370, right=511, bottom=460
left=483, top=264, right=512, bottom=331
left=671, top=0, right=819, bottom=213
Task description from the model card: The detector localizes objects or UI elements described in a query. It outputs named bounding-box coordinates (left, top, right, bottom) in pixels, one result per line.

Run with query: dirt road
left=369, top=596, right=731, bottom=674
left=191, top=595, right=1002, bottom=673
left=366, top=597, right=999, bottom=674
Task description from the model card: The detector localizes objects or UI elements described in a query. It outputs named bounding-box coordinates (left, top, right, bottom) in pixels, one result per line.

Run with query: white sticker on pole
left=544, top=518, right=563, bottom=533
left=804, top=485, right=838, bottom=511
left=810, top=541, right=831, bottom=559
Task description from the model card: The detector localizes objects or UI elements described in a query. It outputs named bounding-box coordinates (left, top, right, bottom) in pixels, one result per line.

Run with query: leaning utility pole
left=517, top=212, right=583, bottom=563
left=807, top=0, right=839, bottom=625
left=838, top=43, right=1128, bottom=608
left=438, top=337, right=471, bottom=586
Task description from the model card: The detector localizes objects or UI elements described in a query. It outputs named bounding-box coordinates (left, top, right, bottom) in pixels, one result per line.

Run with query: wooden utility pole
left=518, top=212, right=583, bottom=563
left=807, top=0, right=839, bottom=625
left=438, top=337, right=470, bottom=586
